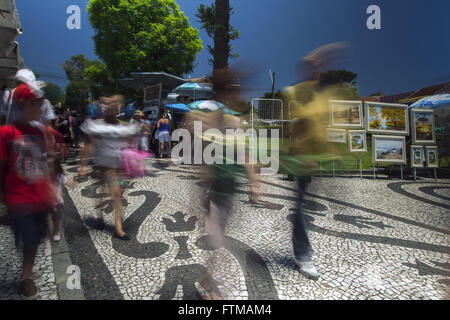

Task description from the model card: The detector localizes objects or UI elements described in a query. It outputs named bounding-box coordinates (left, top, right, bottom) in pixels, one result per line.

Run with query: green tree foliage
left=63, top=54, right=119, bottom=109
left=62, top=55, right=91, bottom=111
left=319, top=70, right=359, bottom=98
left=62, top=54, right=91, bottom=82
left=42, top=82, right=64, bottom=106
left=85, top=60, right=116, bottom=99
left=87, top=0, right=203, bottom=78
left=64, top=80, right=90, bottom=113
left=195, top=0, right=240, bottom=67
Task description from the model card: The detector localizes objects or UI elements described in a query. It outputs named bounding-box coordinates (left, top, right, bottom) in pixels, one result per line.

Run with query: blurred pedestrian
left=0, top=82, right=56, bottom=300
left=280, top=43, right=348, bottom=280
left=47, top=155, right=74, bottom=242
left=0, top=85, right=11, bottom=124
left=55, top=108, right=76, bottom=148
left=130, top=109, right=153, bottom=152
left=78, top=95, right=139, bottom=240
left=184, top=67, right=260, bottom=300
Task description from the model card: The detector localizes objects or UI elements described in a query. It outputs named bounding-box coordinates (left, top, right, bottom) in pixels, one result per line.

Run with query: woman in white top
left=79, top=95, right=139, bottom=240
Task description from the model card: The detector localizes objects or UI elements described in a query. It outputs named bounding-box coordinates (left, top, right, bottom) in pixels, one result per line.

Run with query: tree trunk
left=213, top=0, right=230, bottom=99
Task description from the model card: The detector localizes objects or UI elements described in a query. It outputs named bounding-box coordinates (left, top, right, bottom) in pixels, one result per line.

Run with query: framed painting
left=410, top=145, right=424, bottom=168
left=326, top=128, right=347, bottom=143
left=425, top=146, right=439, bottom=168
left=410, top=108, right=436, bottom=144
left=372, top=135, right=406, bottom=164
left=348, top=130, right=367, bottom=152
left=329, top=100, right=363, bottom=128
left=365, top=102, right=409, bottom=135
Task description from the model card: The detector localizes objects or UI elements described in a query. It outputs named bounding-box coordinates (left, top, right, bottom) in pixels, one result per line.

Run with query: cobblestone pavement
left=1, top=158, right=449, bottom=300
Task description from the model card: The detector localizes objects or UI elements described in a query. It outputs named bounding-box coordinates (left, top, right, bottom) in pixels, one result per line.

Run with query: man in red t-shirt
left=0, top=82, right=55, bottom=300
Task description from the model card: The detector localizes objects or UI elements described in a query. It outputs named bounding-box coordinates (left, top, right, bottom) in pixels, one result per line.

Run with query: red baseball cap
left=13, top=83, right=44, bottom=103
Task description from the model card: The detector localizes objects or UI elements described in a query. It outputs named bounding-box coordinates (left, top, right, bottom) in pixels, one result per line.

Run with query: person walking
left=78, top=95, right=139, bottom=240
left=47, top=155, right=73, bottom=242
left=280, top=43, right=347, bottom=280
left=130, top=109, right=152, bottom=152
left=0, top=82, right=56, bottom=300
left=55, top=108, right=75, bottom=148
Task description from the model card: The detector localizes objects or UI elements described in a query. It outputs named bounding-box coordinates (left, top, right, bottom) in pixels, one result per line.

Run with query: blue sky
left=15, top=0, right=449, bottom=100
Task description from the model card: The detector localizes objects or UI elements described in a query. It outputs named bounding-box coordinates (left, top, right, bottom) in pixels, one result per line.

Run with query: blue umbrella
left=174, top=82, right=213, bottom=92
left=187, top=100, right=242, bottom=116
left=409, top=94, right=450, bottom=133
left=174, top=83, right=214, bottom=101
left=408, top=94, right=450, bottom=109
left=188, top=100, right=224, bottom=112
left=165, top=103, right=190, bottom=113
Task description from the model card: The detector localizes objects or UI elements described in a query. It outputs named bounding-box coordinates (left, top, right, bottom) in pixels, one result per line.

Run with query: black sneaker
left=18, top=278, right=40, bottom=300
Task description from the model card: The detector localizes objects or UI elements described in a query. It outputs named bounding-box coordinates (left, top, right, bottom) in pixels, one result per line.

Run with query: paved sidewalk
left=1, top=158, right=449, bottom=300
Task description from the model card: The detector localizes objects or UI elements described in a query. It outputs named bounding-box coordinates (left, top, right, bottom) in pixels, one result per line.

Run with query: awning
left=117, top=72, right=186, bottom=90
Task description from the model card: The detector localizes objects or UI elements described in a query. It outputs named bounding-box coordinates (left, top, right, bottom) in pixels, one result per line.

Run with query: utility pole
left=269, top=70, right=275, bottom=100
left=269, top=70, right=276, bottom=119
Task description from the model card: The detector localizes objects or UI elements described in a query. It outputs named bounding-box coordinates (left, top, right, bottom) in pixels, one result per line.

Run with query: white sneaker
left=53, top=234, right=61, bottom=242
left=296, top=259, right=319, bottom=280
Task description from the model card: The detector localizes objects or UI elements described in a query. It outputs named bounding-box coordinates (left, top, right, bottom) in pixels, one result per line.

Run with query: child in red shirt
left=0, top=82, right=56, bottom=300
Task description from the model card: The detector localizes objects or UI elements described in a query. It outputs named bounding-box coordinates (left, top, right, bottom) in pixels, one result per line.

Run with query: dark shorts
left=9, top=210, right=48, bottom=247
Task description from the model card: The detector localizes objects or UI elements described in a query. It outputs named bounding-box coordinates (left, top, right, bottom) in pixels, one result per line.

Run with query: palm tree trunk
left=213, top=0, right=230, bottom=99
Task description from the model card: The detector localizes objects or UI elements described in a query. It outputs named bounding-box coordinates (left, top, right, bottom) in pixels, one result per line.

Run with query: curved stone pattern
left=418, top=186, right=450, bottom=202
left=196, top=235, right=279, bottom=300
left=388, top=182, right=450, bottom=211
left=286, top=213, right=450, bottom=254
left=112, top=190, right=170, bottom=259
left=157, top=264, right=221, bottom=300
left=56, top=158, right=450, bottom=300
left=305, top=189, right=450, bottom=236
left=63, top=189, right=124, bottom=300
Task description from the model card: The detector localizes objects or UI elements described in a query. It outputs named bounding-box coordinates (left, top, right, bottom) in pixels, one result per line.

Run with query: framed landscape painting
left=348, top=130, right=367, bottom=152
left=372, top=135, right=406, bottom=164
left=425, top=146, right=439, bottom=168
left=410, top=145, right=424, bottom=168
left=365, top=102, right=409, bottom=135
left=410, top=108, right=435, bottom=144
left=329, top=100, right=363, bottom=128
left=326, top=128, right=347, bottom=143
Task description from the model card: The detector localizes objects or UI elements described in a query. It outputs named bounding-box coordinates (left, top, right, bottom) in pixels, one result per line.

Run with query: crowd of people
left=0, top=43, right=349, bottom=300
left=0, top=69, right=172, bottom=299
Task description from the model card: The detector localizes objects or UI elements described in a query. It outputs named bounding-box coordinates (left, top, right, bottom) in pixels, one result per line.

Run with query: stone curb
left=50, top=215, right=85, bottom=300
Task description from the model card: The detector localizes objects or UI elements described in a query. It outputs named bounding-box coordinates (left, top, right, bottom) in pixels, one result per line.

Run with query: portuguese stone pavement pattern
left=1, top=157, right=449, bottom=300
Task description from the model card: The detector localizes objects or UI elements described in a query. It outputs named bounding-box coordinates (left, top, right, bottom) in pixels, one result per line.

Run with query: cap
left=13, top=83, right=44, bottom=103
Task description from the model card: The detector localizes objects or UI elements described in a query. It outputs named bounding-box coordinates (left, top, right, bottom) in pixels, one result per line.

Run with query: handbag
left=120, top=148, right=153, bottom=178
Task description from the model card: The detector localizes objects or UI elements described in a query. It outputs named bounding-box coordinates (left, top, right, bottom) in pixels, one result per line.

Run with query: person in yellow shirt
left=280, top=42, right=353, bottom=280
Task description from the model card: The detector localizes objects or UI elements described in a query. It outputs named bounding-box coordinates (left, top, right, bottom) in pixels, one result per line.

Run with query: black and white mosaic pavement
left=1, top=157, right=449, bottom=300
